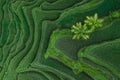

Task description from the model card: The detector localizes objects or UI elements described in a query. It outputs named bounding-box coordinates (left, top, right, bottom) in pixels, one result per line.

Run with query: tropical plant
left=85, top=13, right=103, bottom=28
left=71, top=13, right=103, bottom=40
left=71, top=22, right=89, bottom=40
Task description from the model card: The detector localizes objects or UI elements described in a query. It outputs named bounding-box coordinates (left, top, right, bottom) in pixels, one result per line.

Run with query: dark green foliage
left=0, top=0, right=120, bottom=80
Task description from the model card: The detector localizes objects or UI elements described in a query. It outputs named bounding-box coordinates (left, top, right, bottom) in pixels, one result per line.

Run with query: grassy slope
left=0, top=0, right=120, bottom=80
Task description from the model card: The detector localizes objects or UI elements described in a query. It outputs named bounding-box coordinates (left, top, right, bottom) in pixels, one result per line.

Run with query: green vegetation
left=0, top=0, right=120, bottom=80
left=71, top=13, right=103, bottom=40
left=109, top=9, right=120, bottom=19
left=71, top=22, right=89, bottom=40
left=45, top=14, right=120, bottom=80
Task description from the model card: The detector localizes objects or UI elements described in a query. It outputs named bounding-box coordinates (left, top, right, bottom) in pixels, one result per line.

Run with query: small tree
left=71, top=13, right=103, bottom=40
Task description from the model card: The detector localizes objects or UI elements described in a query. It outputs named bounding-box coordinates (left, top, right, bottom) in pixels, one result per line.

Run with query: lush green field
left=0, top=0, right=120, bottom=80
